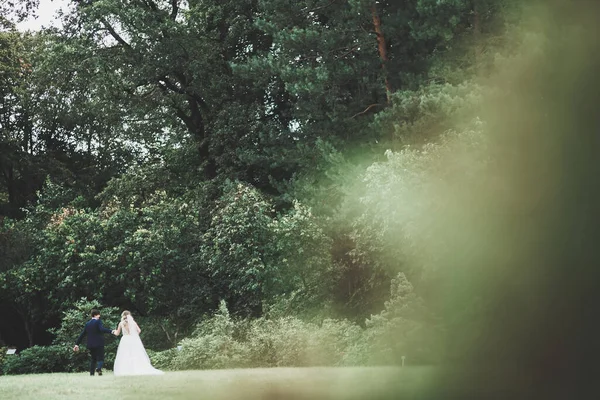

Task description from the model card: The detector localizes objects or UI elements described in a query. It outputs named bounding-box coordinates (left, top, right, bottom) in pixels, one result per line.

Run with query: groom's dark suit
left=76, top=318, right=113, bottom=375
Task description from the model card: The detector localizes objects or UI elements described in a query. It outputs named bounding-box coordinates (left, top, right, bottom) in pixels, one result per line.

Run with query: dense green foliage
left=1, top=0, right=555, bottom=377
left=1, top=299, right=119, bottom=375
left=152, top=275, right=438, bottom=372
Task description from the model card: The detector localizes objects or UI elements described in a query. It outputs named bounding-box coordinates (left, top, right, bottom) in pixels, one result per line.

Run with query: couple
left=73, top=309, right=164, bottom=376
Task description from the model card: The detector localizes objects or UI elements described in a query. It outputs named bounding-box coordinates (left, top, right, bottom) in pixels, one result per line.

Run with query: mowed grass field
left=0, top=367, right=435, bottom=400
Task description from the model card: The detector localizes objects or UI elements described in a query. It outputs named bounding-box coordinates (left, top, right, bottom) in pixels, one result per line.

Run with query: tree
left=54, top=0, right=293, bottom=189
left=0, top=0, right=39, bottom=29
left=1, top=29, right=136, bottom=218
left=0, top=31, right=39, bottom=217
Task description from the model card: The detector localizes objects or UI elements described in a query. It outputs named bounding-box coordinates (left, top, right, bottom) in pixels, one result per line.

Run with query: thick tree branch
left=159, top=323, right=172, bottom=343
left=172, top=102, right=195, bottom=133
left=100, top=18, right=132, bottom=49
left=335, top=45, right=360, bottom=60
left=157, top=82, right=204, bottom=139
left=351, top=103, right=382, bottom=119
left=159, top=76, right=207, bottom=112
left=158, top=76, right=186, bottom=95
left=186, top=94, right=205, bottom=137
left=170, top=0, right=179, bottom=20
left=172, top=71, right=209, bottom=110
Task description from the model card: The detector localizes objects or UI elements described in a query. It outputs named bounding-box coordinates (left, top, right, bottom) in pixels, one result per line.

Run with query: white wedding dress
left=113, top=315, right=164, bottom=376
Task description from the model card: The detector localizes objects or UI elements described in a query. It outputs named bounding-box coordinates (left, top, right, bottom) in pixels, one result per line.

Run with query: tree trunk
left=26, top=321, right=34, bottom=347
left=5, top=165, right=17, bottom=214
left=17, top=308, right=34, bottom=347
left=371, top=4, right=393, bottom=103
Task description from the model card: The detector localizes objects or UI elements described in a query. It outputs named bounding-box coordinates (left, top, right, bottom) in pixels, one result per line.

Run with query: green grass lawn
left=0, top=367, right=434, bottom=400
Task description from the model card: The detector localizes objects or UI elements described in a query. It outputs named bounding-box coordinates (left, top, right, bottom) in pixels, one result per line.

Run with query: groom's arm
left=97, top=319, right=113, bottom=334
left=75, top=327, right=86, bottom=345
left=74, top=325, right=86, bottom=350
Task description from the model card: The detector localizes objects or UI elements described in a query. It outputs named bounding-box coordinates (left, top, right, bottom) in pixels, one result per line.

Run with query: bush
left=1, top=345, right=79, bottom=375
left=147, top=348, right=179, bottom=370
left=0, top=346, right=6, bottom=375
left=170, top=301, right=250, bottom=370
left=1, top=344, right=118, bottom=375
left=170, top=334, right=250, bottom=371
left=246, top=317, right=312, bottom=367
left=2, top=299, right=123, bottom=375
left=47, top=298, right=119, bottom=373
left=343, top=273, right=443, bottom=366
left=167, top=276, right=440, bottom=371
left=170, top=301, right=364, bottom=370
left=245, top=317, right=362, bottom=367
left=50, top=298, right=120, bottom=346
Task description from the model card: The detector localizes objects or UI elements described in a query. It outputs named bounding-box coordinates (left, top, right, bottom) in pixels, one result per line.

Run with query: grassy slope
left=0, top=367, right=434, bottom=400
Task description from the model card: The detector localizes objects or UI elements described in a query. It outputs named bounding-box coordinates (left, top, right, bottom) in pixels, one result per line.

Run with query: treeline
left=1, top=0, right=513, bottom=364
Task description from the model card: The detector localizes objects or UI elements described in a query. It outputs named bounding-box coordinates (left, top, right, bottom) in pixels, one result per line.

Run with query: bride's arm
left=136, top=323, right=141, bottom=334
left=114, top=322, right=122, bottom=336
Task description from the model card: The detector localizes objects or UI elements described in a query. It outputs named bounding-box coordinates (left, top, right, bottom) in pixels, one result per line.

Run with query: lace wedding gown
left=113, top=316, right=164, bottom=376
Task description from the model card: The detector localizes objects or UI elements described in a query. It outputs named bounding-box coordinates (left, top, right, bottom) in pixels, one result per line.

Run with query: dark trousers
left=88, top=346, right=105, bottom=375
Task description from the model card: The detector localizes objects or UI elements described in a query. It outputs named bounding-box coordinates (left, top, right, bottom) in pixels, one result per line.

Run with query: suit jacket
left=76, top=318, right=113, bottom=348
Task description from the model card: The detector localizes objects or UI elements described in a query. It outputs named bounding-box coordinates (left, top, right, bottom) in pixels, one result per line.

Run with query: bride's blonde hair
left=121, top=310, right=131, bottom=333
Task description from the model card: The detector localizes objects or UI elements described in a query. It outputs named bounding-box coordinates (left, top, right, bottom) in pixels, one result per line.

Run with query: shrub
left=168, top=277, right=440, bottom=371
left=147, top=348, right=179, bottom=370
left=170, top=300, right=250, bottom=370
left=1, top=344, right=117, bottom=375
left=1, top=345, right=77, bottom=375
left=47, top=298, right=119, bottom=372
left=246, top=317, right=313, bottom=367
left=0, top=346, right=6, bottom=375
left=2, top=298, right=123, bottom=375
left=50, top=298, right=120, bottom=347
left=246, top=317, right=362, bottom=367
left=344, top=273, right=443, bottom=366
left=170, top=301, right=364, bottom=370
left=170, top=334, right=250, bottom=370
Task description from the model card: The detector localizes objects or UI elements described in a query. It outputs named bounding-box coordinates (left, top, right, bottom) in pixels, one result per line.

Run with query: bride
left=113, top=310, right=164, bottom=376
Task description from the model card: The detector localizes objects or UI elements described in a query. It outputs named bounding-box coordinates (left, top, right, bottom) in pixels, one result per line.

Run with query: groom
left=73, top=309, right=116, bottom=376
